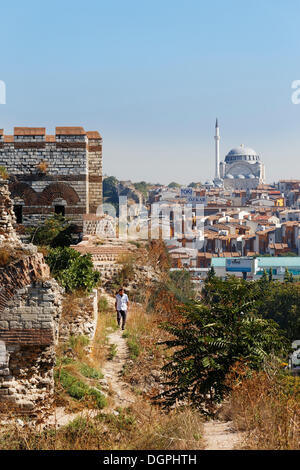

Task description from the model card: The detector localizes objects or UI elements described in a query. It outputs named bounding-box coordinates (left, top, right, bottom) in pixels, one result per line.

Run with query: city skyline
left=1, top=0, right=300, bottom=184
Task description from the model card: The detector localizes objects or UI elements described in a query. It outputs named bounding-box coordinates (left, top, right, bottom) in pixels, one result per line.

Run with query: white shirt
left=116, top=293, right=129, bottom=311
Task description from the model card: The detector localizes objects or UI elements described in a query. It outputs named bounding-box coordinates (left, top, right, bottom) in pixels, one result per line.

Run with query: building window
left=13, top=205, right=23, bottom=224
left=54, top=205, right=65, bottom=216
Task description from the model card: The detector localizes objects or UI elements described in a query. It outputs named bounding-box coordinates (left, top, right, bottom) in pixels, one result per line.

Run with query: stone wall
left=0, top=280, right=63, bottom=415
left=59, top=289, right=98, bottom=346
left=0, top=127, right=103, bottom=228
left=0, top=180, right=63, bottom=415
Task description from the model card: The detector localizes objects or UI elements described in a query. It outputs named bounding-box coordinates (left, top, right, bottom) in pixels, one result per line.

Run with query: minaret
left=214, top=118, right=220, bottom=179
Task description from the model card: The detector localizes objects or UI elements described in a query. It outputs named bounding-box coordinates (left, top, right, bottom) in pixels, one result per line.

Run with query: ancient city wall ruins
left=0, top=179, right=63, bottom=415
left=0, top=126, right=103, bottom=228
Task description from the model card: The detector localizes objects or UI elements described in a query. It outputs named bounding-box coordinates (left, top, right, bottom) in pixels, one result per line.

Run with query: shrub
left=80, top=364, right=103, bottom=380
left=46, top=247, right=100, bottom=293
left=98, top=296, right=109, bottom=312
left=0, top=166, right=8, bottom=179
left=158, top=277, right=289, bottom=415
left=27, top=214, right=79, bottom=247
left=0, top=248, right=11, bottom=266
left=227, top=361, right=300, bottom=449
left=56, top=369, right=106, bottom=409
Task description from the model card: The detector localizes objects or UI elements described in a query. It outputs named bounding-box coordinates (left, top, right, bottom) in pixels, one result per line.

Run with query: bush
left=98, top=296, right=109, bottom=312
left=0, top=166, right=8, bottom=179
left=158, top=277, right=289, bottom=414
left=80, top=364, right=103, bottom=380
left=227, top=361, right=300, bottom=449
left=56, top=369, right=106, bottom=409
left=0, top=248, right=11, bottom=266
left=27, top=214, right=80, bottom=247
left=46, top=247, right=100, bottom=293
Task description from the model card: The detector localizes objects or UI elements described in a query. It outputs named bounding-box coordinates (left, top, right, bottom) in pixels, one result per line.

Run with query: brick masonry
left=0, top=180, right=63, bottom=415
left=0, top=126, right=103, bottom=229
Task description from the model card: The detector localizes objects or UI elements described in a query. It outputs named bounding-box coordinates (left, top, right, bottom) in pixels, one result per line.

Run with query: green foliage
left=168, top=270, right=196, bottom=303
left=158, top=276, right=289, bottom=414
left=168, top=182, right=181, bottom=188
left=132, top=181, right=152, bottom=199
left=0, top=166, right=8, bottom=179
left=268, top=268, right=273, bottom=282
left=46, top=247, right=100, bottom=293
left=80, top=364, right=103, bottom=380
left=207, top=266, right=216, bottom=281
left=284, top=268, right=294, bottom=283
left=55, top=369, right=106, bottom=409
left=256, top=281, right=300, bottom=340
left=98, top=296, right=110, bottom=312
left=103, top=176, right=119, bottom=210
left=27, top=214, right=79, bottom=247
left=68, top=335, right=90, bottom=350
left=123, top=333, right=140, bottom=360
left=108, top=344, right=118, bottom=360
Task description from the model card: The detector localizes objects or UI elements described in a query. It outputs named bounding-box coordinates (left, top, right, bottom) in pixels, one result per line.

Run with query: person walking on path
left=115, top=287, right=129, bottom=331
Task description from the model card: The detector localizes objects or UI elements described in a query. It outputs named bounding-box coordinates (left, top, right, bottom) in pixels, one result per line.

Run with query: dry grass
left=121, top=304, right=170, bottom=395
left=91, top=299, right=118, bottom=368
left=0, top=405, right=204, bottom=450
left=0, top=247, right=11, bottom=266
left=36, top=160, right=49, bottom=174
left=224, top=362, right=300, bottom=450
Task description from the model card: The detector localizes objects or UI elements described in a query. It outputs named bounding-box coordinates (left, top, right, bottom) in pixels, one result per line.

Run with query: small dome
left=225, top=173, right=234, bottom=179
left=237, top=174, right=245, bottom=179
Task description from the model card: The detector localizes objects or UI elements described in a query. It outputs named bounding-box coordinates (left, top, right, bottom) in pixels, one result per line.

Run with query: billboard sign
left=180, top=187, right=193, bottom=197
left=226, top=258, right=253, bottom=273
left=186, top=196, right=207, bottom=205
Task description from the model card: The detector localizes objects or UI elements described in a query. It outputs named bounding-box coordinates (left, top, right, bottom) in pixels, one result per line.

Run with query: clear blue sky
left=1, top=0, right=300, bottom=184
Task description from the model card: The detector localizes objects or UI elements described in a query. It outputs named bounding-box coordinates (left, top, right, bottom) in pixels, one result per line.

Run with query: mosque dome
left=225, top=144, right=260, bottom=163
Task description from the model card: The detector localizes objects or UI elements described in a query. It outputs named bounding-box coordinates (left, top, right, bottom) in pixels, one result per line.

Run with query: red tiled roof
left=14, top=127, right=46, bottom=135
left=86, top=131, right=102, bottom=140
left=55, top=127, right=86, bottom=135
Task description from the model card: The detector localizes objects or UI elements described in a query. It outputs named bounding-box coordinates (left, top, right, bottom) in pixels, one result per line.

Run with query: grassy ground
left=221, top=361, right=300, bottom=450
left=0, top=293, right=205, bottom=450
left=0, top=405, right=204, bottom=450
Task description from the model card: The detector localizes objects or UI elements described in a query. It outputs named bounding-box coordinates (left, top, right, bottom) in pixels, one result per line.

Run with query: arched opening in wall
left=52, top=198, right=67, bottom=217
left=54, top=205, right=65, bottom=217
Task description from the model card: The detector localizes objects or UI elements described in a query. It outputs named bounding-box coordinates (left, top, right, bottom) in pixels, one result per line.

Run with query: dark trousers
left=117, top=309, right=127, bottom=329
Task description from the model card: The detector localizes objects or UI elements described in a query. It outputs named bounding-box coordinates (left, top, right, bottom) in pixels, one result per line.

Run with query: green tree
left=133, top=181, right=152, bottom=199
left=46, top=247, right=100, bottom=293
left=268, top=268, right=273, bottom=282
left=207, top=266, right=216, bottom=281
left=27, top=215, right=79, bottom=247
left=257, top=281, right=300, bottom=340
left=168, top=182, right=181, bottom=189
left=158, top=277, right=288, bottom=414
left=284, top=268, right=294, bottom=283
left=103, top=176, right=119, bottom=208
left=0, top=166, right=8, bottom=179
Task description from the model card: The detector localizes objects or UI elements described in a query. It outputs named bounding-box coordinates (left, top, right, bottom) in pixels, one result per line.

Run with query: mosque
left=213, top=119, right=265, bottom=190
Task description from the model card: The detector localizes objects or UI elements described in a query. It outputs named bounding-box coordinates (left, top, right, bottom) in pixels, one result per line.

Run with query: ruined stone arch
left=9, top=182, right=38, bottom=206
left=39, top=183, right=80, bottom=205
